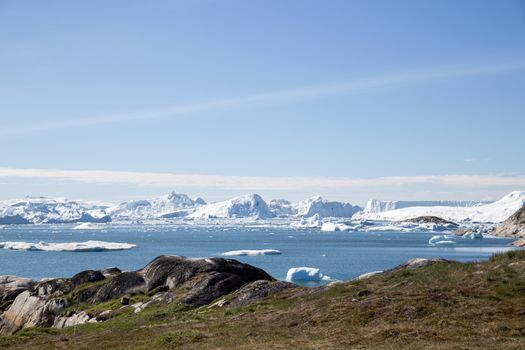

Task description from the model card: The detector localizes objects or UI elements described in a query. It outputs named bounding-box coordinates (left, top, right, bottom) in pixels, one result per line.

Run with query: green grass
left=2, top=250, right=525, bottom=349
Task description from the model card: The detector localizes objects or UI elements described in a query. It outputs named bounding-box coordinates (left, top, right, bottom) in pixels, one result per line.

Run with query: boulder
left=395, top=258, right=453, bottom=270
left=0, top=291, right=65, bottom=334
left=0, top=276, right=35, bottom=312
left=512, top=238, right=525, bottom=247
left=71, top=270, right=105, bottom=287
left=90, top=272, right=146, bottom=304
left=100, top=267, right=122, bottom=278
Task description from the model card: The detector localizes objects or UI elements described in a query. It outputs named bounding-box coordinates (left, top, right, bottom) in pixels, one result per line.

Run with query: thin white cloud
left=0, top=167, right=524, bottom=190
left=1, top=60, right=524, bottom=137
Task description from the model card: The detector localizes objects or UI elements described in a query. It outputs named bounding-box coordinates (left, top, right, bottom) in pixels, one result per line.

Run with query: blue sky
left=1, top=0, right=524, bottom=204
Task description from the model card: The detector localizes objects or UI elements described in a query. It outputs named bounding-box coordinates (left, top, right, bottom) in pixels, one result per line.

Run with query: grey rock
left=71, top=270, right=105, bottom=287
left=491, top=207, right=525, bottom=239
left=0, top=276, right=35, bottom=312
left=90, top=272, right=145, bottom=304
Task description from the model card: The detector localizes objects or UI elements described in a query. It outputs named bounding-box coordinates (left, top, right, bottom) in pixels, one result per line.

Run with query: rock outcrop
left=403, top=216, right=458, bottom=226
left=490, top=207, right=525, bottom=239
left=0, top=276, right=35, bottom=312
left=0, top=255, right=275, bottom=334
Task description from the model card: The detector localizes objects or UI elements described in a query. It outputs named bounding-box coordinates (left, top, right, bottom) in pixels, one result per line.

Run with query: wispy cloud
left=2, top=60, right=524, bottom=137
left=0, top=167, right=524, bottom=191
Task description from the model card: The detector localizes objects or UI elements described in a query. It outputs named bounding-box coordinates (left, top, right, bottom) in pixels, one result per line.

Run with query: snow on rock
left=293, top=196, right=361, bottom=218
left=188, top=194, right=275, bottom=219
left=359, top=191, right=525, bottom=224
left=0, top=240, right=136, bottom=252
left=221, top=249, right=282, bottom=256
left=364, top=199, right=491, bottom=213
left=107, top=191, right=204, bottom=220
left=0, top=197, right=111, bottom=225
left=286, top=267, right=331, bottom=282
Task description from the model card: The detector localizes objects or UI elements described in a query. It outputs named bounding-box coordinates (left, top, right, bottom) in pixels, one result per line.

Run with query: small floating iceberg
left=320, top=222, right=353, bottom=232
left=0, top=240, right=136, bottom=252
left=428, top=235, right=456, bottom=246
left=73, top=223, right=103, bottom=230
left=221, top=249, right=282, bottom=256
left=462, top=231, right=483, bottom=239
left=286, top=267, right=331, bottom=282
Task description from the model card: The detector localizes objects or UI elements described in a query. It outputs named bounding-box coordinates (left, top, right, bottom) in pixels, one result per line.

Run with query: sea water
left=0, top=224, right=517, bottom=284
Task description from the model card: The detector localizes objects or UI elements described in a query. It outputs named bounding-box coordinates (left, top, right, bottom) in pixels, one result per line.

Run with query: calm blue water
left=0, top=224, right=517, bottom=283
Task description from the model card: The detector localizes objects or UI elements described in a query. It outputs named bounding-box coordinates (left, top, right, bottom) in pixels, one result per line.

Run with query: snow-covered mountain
left=187, top=194, right=274, bottom=219
left=364, top=199, right=491, bottom=213
left=0, top=197, right=111, bottom=225
left=293, top=196, right=362, bottom=218
left=359, top=191, right=525, bottom=223
left=107, top=191, right=205, bottom=220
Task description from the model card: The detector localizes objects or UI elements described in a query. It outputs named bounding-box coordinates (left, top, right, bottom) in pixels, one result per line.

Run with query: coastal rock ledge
left=0, top=255, right=295, bottom=335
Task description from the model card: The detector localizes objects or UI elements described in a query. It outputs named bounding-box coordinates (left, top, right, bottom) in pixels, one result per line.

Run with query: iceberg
left=221, top=249, right=282, bottom=256
left=364, top=199, right=491, bottom=213
left=286, top=267, right=331, bottom=282
left=73, top=223, right=103, bottom=230
left=320, top=222, right=353, bottom=232
left=0, top=240, right=136, bottom=252
left=107, top=191, right=204, bottom=220
left=428, top=235, right=456, bottom=245
left=0, top=197, right=111, bottom=225
left=188, top=194, right=275, bottom=219
left=293, top=196, right=361, bottom=218
left=359, top=191, right=525, bottom=224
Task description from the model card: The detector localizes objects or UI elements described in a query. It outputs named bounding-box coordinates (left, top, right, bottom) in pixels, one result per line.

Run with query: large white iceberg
left=363, top=199, right=491, bottom=213
left=188, top=194, right=274, bottom=219
left=0, top=197, right=111, bottom=225
left=358, top=191, right=525, bottom=224
left=320, top=222, right=353, bottom=232
left=221, top=249, right=282, bottom=256
left=0, top=240, right=136, bottom=252
left=107, top=191, right=204, bottom=220
left=293, top=196, right=361, bottom=218
left=286, top=267, right=331, bottom=282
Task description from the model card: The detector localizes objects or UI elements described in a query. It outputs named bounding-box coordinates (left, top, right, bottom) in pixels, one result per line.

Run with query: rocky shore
left=0, top=255, right=297, bottom=335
